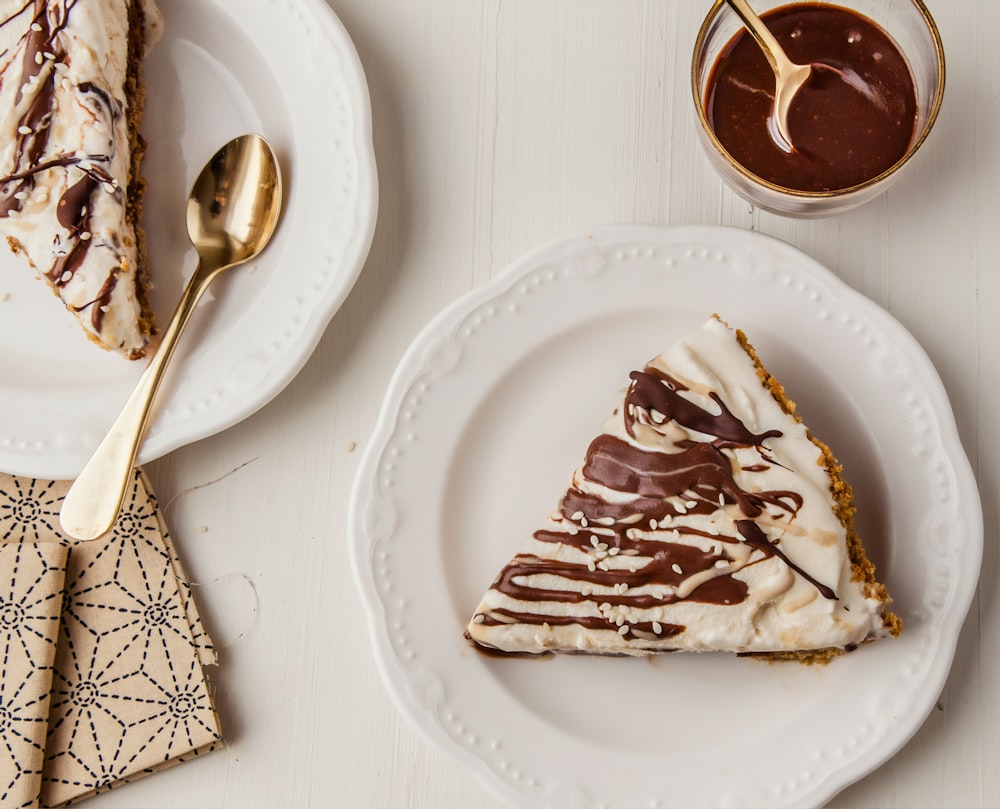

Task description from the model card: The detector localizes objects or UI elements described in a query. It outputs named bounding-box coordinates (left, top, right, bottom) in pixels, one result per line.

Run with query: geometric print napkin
left=0, top=541, right=67, bottom=808
left=0, top=469, right=222, bottom=808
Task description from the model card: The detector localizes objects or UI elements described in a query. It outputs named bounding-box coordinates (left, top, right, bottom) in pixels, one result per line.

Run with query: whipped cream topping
left=467, top=317, right=894, bottom=656
left=0, top=0, right=158, bottom=358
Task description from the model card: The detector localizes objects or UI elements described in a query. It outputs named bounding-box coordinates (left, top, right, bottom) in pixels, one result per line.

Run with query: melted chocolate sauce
left=706, top=3, right=918, bottom=191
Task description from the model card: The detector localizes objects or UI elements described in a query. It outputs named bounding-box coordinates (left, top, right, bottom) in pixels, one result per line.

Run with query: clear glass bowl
left=691, top=0, right=945, bottom=217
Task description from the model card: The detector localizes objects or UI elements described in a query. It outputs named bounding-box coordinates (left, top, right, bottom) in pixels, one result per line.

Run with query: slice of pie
left=0, top=0, right=162, bottom=358
left=466, top=316, right=900, bottom=662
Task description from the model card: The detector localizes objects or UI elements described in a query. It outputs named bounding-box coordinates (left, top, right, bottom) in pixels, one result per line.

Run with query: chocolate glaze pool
left=706, top=3, right=918, bottom=192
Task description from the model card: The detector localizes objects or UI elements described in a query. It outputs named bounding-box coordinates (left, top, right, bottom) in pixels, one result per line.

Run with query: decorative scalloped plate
left=0, top=0, right=377, bottom=479
left=349, top=225, right=982, bottom=809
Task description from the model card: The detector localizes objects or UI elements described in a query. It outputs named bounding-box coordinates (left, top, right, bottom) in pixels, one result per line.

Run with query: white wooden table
left=99, top=1, right=996, bottom=806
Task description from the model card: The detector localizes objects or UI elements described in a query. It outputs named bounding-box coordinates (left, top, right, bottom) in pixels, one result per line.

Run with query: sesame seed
left=80, top=231, right=92, bottom=240
left=595, top=550, right=607, bottom=560
left=580, top=517, right=588, bottom=527
left=653, top=621, right=663, bottom=634
left=17, top=126, right=31, bottom=135
left=590, top=536, right=600, bottom=548
left=675, top=502, right=687, bottom=514
left=718, top=493, right=726, bottom=507
left=616, top=616, right=625, bottom=626
left=618, top=625, right=629, bottom=636
left=103, top=182, right=115, bottom=193
left=596, top=516, right=615, bottom=526
left=43, top=51, right=55, bottom=60
left=473, top=614, right=485, bottom=624
left=571, top=511, right=584, bottom=521
left=568, top=525, right=579, bottom=536
left=581, top=587, right=591, bottom=597
left=34, top=52, right=43, bottom=64
left=608, top=547, right=620, bottom=556
left=599, top=602, right=611, bottom=612
left=686, top=500, right=698, bottom=508
left=672, top=563, right=683, bottom=575
left=13, top=191, right=28, bottom=200
left=30, top=22, right=42, bottom=31
left=587, top=560, right=596, bottom=572
left=59, top=271, right=72, bottom=283
left=649, top=519, right=658, bottom=530
left=598, top=561, right=610, bottom=571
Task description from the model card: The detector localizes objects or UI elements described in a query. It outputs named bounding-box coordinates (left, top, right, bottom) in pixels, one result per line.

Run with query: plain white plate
left=0, top=0, right=377, bottom=479
left=349, top=225, right=982, bottom=809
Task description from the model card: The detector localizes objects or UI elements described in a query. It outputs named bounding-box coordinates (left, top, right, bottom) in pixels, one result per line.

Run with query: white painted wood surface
left=98, top=1, right=996, bottom=807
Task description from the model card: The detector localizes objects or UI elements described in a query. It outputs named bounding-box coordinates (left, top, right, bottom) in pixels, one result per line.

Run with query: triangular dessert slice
left=0, top=0, right=161, bottom=358
left=466, top=316, right=900, bottom=661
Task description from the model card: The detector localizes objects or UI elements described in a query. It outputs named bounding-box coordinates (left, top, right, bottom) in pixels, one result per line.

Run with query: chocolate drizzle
left=472, top=358, right=839, bottom=652
left=626, top=368, right=782, bottom=447
left=735, top=520, right=836, bottom=601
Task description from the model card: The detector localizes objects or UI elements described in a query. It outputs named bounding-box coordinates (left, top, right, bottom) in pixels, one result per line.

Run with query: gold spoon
left=59, top=134, right=283, bottom=541
left=724, top=0, right=811, bottom=153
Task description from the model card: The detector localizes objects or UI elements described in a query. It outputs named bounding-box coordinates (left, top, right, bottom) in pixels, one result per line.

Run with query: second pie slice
left=0, top=0, right=160, bottom=359
left=466, top=316, right=900, bottom=662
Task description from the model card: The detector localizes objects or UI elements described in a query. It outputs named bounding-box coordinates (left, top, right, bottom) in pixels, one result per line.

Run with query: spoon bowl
left=60, top=134, right=283, bottom=541
left=187, top=136, right=282, bottom=265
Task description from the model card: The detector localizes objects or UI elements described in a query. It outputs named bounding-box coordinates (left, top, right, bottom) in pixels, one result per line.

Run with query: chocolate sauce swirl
left=626, top=368, right=782, bottom=447
left=473, top=361, right=837, bottom=650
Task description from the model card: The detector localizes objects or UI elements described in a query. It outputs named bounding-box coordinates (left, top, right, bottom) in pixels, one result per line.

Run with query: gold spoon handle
left=59, top=260, right=220, bottom=541
left=724, top=0, right=793, bottom=75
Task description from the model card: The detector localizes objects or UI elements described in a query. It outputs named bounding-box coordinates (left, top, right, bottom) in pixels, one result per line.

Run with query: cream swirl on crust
left=466, top=317, right=898, bottom=658
left=0, top=0, right=159, bottom=358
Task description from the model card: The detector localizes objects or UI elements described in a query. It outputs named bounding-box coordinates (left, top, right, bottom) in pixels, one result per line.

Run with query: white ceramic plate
left=0, top=0, right=377, bottom=479
left=349, top=225, right=982, bottom=809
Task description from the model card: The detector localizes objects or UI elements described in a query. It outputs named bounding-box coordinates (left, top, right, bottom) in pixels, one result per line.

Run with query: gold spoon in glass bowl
left=60, top=134, right=283, bottom=541
left=723, top=0, right=812, bottom=153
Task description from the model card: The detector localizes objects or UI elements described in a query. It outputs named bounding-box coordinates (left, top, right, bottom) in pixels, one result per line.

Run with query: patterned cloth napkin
left=0, top=470, right=222, bottom=808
